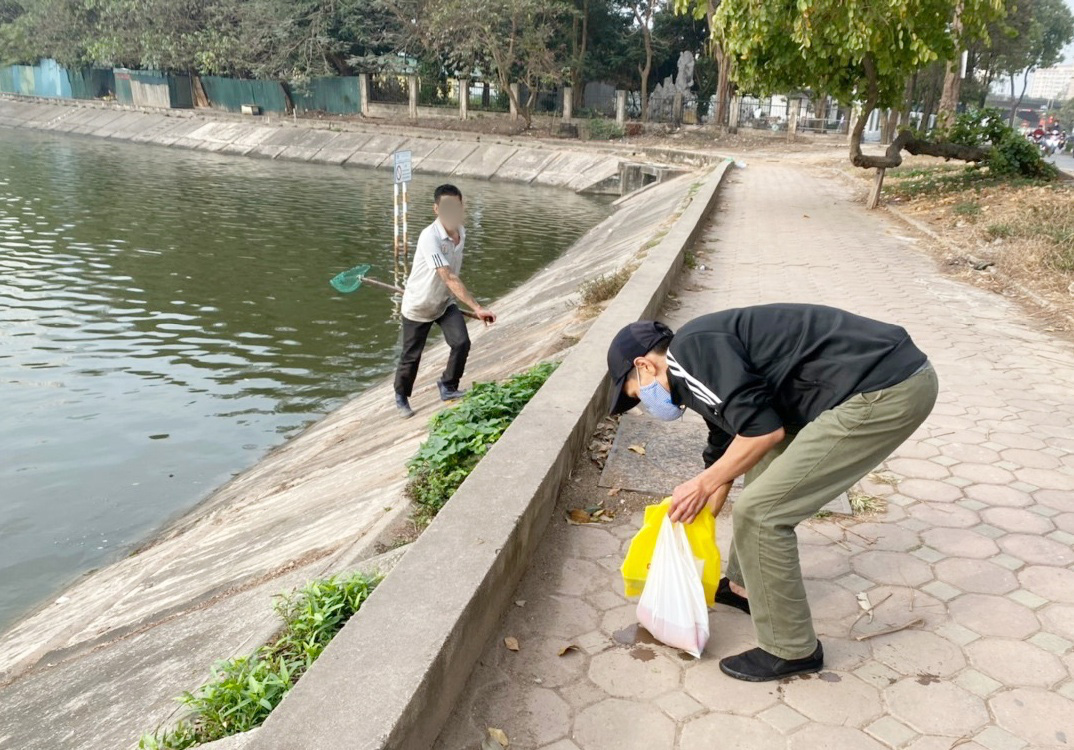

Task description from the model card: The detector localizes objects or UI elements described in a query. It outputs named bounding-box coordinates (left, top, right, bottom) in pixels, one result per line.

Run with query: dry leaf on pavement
left=504, top=636, right=520, bottom=651
left=628, top=444, right=647, bottom=455
left=558, top=644, right=580, bottom=656
left=485, top=727, right=509, bottom=748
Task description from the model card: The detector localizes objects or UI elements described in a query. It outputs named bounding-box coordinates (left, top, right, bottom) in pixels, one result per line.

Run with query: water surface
left=0, top=128, right=611, bottom=630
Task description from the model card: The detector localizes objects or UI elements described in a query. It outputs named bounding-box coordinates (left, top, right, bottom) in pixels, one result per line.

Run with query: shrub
left=406, top=362, right=558, bottom=518
left=943, top=108, right=1058, bottom=180
left=587, top=118, right=625, bottom=140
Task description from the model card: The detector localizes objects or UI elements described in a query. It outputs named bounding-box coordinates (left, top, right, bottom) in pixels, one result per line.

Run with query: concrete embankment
left=0, top=103, right=727, bottom=748
left=0, top=97, right=698, bottom=194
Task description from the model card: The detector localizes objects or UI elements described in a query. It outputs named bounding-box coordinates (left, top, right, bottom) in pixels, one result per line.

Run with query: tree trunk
left=937, top=0, right=965, bottom=129
left=713, top=44, right=731, bottom=127
left=639, top=32, right=652, bottom=121
left=900, top=73, right=916, bottom=129
left=1009, top=68, right=1031, bottom=127
left=815, top=94, right=827, bottom=126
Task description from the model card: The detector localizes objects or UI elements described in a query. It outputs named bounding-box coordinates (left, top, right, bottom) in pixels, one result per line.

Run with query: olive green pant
left=723, top=363, right=939, bottom=659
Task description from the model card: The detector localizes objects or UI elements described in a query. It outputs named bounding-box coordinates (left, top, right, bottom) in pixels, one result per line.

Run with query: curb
left=247, top=158, right=734, bottom=750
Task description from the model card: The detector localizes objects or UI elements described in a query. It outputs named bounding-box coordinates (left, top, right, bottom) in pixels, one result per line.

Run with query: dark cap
left=606, top=320, right=675, bottom=415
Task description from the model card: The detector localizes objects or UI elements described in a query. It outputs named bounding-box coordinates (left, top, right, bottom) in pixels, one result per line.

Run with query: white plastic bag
left=635, top=515, right=710, bottom=658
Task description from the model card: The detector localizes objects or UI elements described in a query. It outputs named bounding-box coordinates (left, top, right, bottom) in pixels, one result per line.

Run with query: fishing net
left=330, top=264, right=372, bottom=293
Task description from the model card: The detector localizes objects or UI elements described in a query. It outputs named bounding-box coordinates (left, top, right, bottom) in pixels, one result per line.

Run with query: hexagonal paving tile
left=573, top=698, right=675, bottom=750
left=587, top=647, right=680, bottom=700
left=947, top=593, right=1040, bottom=639
left=990, top=687, right=1074, bottom=747
left=979, top=507, right=1055, bottom=535
left=872, top=629, right=967, bottom=677
left=803, top=579, right=862, bottom=621
left=885, top=678, right=989, bottom=736
left=921, top=527, right=999, bottom=559
left=684, top=657, right=779, bottom=715
left=1019, top=565, right=1074, bottom=604
left=561, top=526, right=621, bottom=560
left=952, top=463, right=1016, bottom=485
left=998, top=534, right=1074, bottom=567
left=799, top=545, right=851, bottom=580
left=963, top=483, right=1033, bottom=508
left=935, top=558, right=1018, bottom=595
left=888, top=457, right=951, bottom=480
left=549, top=557, right=610, bottom=597
left=908, top=500, right=980, bottom=528
left=966, top=638, right=1067, bottom=688
left=788, top=724, right=888, bottom=750
left=502, top=634, right=588, bottom=688
left=849, top=522, right=922, bottom=552
left=1038, top=603, right=1074, bottom=642
left=1015, top=468, right=1074, bottom=492
left=679, top=711, right=786, bottom=750
left=475, top=683, right=571, bottom=748
left=781, top=671, right=882, bottom=726
left=523, top=596, right=601, bottom=639
left=940, top=443, right=1001, bottom=464
left=1001, top=447, right=1062, bottom=469
left=851, top=550, right=932, bottom=587
left=900, top=480, right=966, bottom=505
left=600, top=604, right=638, bottom=638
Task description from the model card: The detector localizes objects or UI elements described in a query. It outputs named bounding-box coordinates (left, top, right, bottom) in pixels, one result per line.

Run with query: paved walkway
left=434, top=160, right=1074, bottom=750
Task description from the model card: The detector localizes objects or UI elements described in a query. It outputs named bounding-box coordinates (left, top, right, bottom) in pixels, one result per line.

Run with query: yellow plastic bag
left=621, top=498, right=720, bottom=605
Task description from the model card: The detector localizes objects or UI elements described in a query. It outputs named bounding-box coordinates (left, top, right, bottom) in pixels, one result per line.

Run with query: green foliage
left=673, top=0, right=1003, bottom=111
left=586, top=118, right=625, bottom=140
left=139, top=572, right=379, bottom=750
left=953, top=200, right=981, bottom=217
left=943, top=108, right=1059, bottom=179
left=406, top=362, right=558, bottom=517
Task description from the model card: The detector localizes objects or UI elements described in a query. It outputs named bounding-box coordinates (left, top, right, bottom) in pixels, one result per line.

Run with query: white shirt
left=401, top=218, right=466, bottom=323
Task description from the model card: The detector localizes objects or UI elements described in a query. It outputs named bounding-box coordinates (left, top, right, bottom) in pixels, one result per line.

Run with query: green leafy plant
left=140, top=572, right=379, bottom=750
left=586, top=118, right=625, bottom=140
left=953, top=200, right=982, bottom=217
left=406, top=362, right=558, bottom=520
left=943, top=108, right=1059, bottom=179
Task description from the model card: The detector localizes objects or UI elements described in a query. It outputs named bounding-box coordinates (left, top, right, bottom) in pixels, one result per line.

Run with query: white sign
left=393, top=150, right=412, bottom=184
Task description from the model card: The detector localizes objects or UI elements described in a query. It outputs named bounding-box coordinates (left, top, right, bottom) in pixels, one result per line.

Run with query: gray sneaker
left=438, top=382, right=466, bottom=401
left=395, top=393, right=415, bottom=418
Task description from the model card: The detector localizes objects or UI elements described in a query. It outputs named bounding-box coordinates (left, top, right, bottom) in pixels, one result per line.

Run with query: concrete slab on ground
left=494, top=147, right=561, bottom=183
left=416, top=140, right=480, bottom=175
left=306, top=131, right=371, bottom=165
left=274, top=129, right=343, bottom=162
left=452, top=143, right=518, bottom=178
left=343, top=134, right=408, bottom=168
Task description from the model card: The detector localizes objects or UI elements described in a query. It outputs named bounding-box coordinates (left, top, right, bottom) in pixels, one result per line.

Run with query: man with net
left=394, top=184, right=496, bottom=419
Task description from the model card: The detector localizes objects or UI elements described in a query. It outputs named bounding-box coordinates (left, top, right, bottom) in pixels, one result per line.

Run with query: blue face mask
left=637, top=367, right=683, bottom=421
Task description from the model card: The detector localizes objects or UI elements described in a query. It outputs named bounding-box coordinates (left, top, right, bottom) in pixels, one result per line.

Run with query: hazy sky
left=1066, top=0, right=1074, bottom=60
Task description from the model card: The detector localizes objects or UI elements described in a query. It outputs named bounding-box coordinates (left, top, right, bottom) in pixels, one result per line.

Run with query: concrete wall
left=0, top=98, right=645, bottom=193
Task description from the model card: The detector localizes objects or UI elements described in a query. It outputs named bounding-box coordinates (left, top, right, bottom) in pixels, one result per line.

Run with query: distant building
left=1029, top=64, right=1074, bottom=100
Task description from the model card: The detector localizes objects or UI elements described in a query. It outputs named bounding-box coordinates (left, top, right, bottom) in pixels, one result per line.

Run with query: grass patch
left=140, top=572, right=380, bottom=749
left=578, top=268, right=632, bottom=306
left=985, top=223, right=1014, bottom=240
left=953, top=200, right=981, bottom=217
left=848, top=488, right=887, bottom=516
left=406, top=362, right=558, bottom=525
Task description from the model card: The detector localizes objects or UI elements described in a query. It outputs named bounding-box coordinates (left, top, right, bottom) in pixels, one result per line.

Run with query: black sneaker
left=395, top=393, right=415, bottom=419
left=715, top=577, right=751, bottom=614
left=438, top=381, right=466, bottom=401
left=719, top=642, right=824, bottom=682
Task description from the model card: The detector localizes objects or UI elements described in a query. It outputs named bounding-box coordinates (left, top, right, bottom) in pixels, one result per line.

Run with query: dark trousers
left=394, top=304, right=471, bottom=398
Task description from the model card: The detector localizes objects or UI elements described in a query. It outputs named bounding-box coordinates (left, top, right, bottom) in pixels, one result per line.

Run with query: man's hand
left=669, top=473, right=717, bottom=524
left=475, top=307, right=497, bottom=325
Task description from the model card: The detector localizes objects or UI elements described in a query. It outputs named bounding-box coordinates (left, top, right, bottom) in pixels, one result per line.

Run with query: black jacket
left=665, top=304, right=928, bottom=466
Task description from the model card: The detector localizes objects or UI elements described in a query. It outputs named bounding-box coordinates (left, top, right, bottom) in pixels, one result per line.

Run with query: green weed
left=578, top=268, right=632, bottom=306
left=953, top=201, right=981, bottom=217
left=139, top=572, right=379, bottom=749
left=406, top=362, right=558, bottom=520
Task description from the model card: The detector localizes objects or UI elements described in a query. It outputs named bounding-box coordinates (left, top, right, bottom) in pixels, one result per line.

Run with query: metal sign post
left=392, top=150, right=413, bottom=292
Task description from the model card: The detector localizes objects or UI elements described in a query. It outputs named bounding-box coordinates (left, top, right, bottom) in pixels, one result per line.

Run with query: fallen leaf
left=481, top=739, right=501, bottom=750
left=488, top=727, right=509, bottom=747
left=514, top=599, right=526, bottom=607
left=856, top=592, right=872, bottom=611
left=504, top=636, right=520, bottom=652
left=558, top=644, right=580, bottom=656
left=607, top=487, right=622, bottom=497
left=567, top=509, right=592, bottom=524
left=628, top=444, right=647, bottom=455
